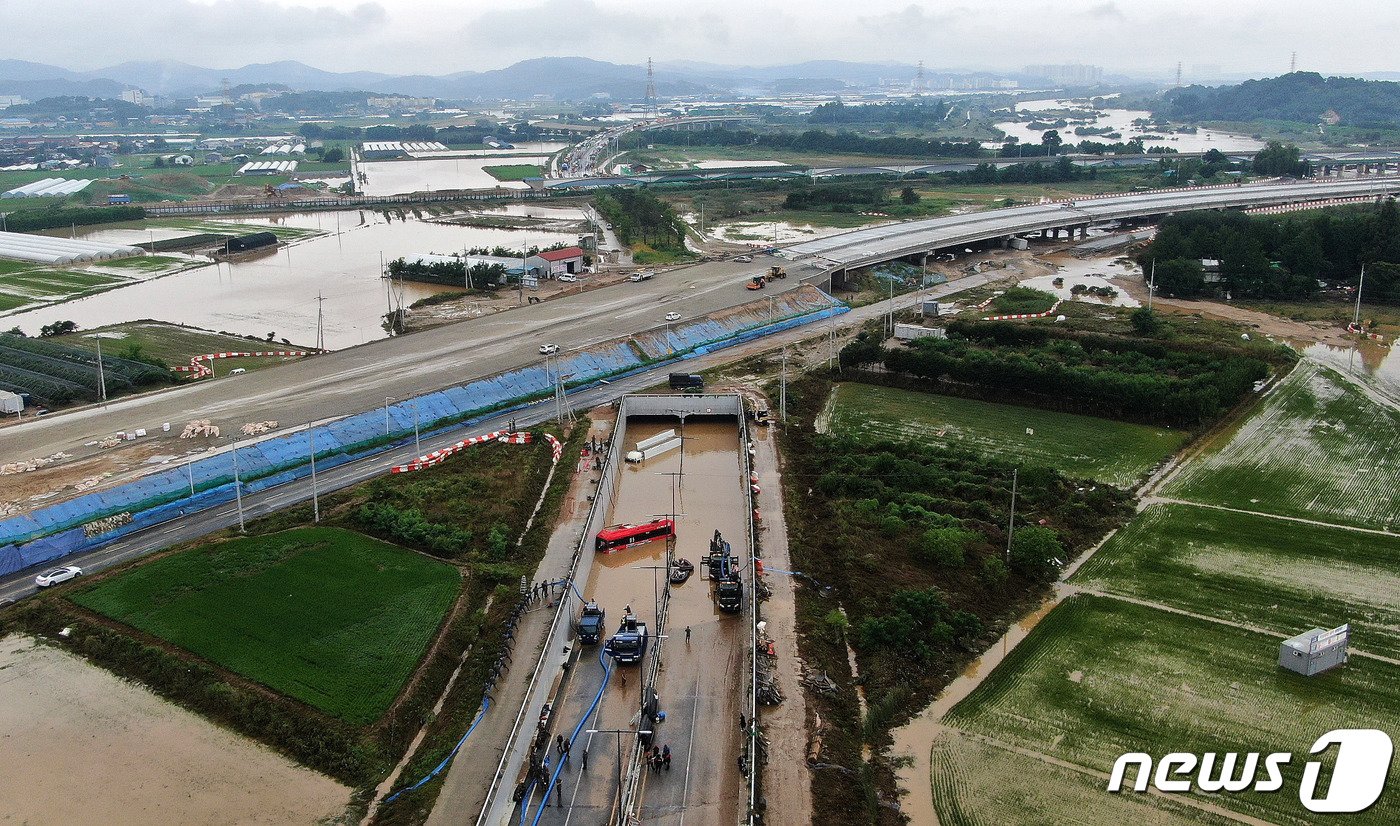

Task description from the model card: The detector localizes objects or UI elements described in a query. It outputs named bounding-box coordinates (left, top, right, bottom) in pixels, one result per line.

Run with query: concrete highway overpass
left=782, top=178, right=1400, bottom=274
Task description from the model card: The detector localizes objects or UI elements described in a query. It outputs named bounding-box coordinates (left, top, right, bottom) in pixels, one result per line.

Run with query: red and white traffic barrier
left=391, top=429, right=563, bottom=473
left=983, top=300, right=1063, bottom=321
left=173, top=350, right=313, bottom=378
left=1348, top=323, right=1388, bottom=343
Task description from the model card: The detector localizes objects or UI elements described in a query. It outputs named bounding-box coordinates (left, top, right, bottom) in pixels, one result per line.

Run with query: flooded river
left=4, top=210, right=580, bottom=348
left=993, top=98, right=1266, bottom=154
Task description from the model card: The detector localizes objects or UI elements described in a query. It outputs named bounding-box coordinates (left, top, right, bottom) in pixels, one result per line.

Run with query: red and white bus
left=595, top=519, right=675, bottom=553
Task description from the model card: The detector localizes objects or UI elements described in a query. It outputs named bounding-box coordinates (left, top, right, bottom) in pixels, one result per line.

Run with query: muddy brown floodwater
left=888, top=594, right=1062, bottom=826
left=4, top=210, right=578, bottom=348
left=0, top=633, right=350, bottom=825
left=535, top=418, right=747, bottom=826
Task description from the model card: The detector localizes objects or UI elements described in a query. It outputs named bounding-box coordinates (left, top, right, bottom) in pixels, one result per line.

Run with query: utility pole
left=308, top=429, right=320, bottom=522
left=1148, top=260, right=1156, bottom=312
left=384, top=396, right=394, bottom=436
left=887, top=274, right=895, bottom=337
left=94, top=338, right=107, bottom=403
left=780, top=346, right=788, bottom=422
left=1005, top=468, right=1018, bottom=562
left=315, top=292, right=326, bottom=352
left=1354, top=265, right=1366, bottom=329
left=412, top=398, right=421, bottom=454
left=232, top=439, right=246, bottom=533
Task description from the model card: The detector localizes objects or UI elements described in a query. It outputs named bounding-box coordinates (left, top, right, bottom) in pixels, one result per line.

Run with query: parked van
left=669, top=373, right=704, bottom=390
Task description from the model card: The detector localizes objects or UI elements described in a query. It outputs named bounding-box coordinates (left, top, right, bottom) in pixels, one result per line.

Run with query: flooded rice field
left=1020, top=255, right=1141, bottom=308
left=4, top=209, right=579, bottom=348
left=356, top=156, right=550, bottom=195
left=889, top=594, right=1063, bottom=826
left=1304, top=340, right=1400, bottom=400
left=706, top=217, right=872, bottom=245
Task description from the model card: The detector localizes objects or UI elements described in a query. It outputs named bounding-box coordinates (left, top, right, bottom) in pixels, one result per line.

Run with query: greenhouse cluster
left=236, top=160, right=299, bottom=175
left=0, top=230, right=144, bottom=264
left=259, top=142, right=306, bottom=155
left=2, top=178, right=93, bottom=198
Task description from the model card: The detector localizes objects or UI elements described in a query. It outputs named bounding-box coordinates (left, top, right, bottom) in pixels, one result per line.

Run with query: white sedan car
left=538, top=343, right=559, bottom=355
left=558, top=274, right=578, bottom=282
left=664, top=312, right=681, bottom=322
left=35, top=565, right=82, bottom=587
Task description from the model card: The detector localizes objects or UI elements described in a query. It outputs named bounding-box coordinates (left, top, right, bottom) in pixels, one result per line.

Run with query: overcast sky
left=5, top=0, right=1398, bottom=79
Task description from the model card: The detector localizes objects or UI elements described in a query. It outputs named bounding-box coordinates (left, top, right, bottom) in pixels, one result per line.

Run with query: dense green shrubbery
left=593, top=190, right=688, bottom=254
left=1140, top=200, right=1400, bottom=302
left=783, top=182, right=888, bottom=211
left=2, top=205, right=145, bottom=232
left=875, top=322, right=1271, bottom=427
left=355, top=502, right=475, bottom=556
left=626, top=125, right=984, bottom=159
left=386, top=258, right=507, bottom=288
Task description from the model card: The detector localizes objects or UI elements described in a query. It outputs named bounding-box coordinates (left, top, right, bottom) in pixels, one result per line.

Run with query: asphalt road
left=10, top=178, right=1382, bottom=483
left=0, top=258, right=992, bottom=604
left=0, top=254, right=787, bottom=471
left=0, top=358, right=681, bottom=604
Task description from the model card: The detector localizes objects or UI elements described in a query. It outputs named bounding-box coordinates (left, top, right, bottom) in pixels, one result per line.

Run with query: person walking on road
left=738, top=713, right=746, bottom=731
left=685, top=626, right=691, bottom=641
left=662, top=744, right=672, bottom=771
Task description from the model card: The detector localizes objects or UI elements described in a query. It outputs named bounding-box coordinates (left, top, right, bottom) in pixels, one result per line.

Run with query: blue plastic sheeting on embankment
left=0, top=300, right=847, bottom=576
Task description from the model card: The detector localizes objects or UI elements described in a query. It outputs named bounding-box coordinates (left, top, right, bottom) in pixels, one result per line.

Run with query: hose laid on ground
left=384, top=696, right=492, bottom=803
left=524, top=648, right=614, bottom=826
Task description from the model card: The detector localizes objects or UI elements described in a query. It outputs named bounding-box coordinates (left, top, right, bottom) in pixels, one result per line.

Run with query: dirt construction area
left=0, top=633, right=350, bottom=825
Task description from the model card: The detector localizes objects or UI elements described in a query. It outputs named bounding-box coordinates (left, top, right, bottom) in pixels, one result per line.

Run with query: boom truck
left=704, top=530, right=744, bottom=613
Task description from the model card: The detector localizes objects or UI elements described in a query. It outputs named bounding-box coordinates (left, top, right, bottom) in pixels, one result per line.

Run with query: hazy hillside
left=0, top=56, right=930, bottom=103
left=1158, top=72, right=1400, bottom=126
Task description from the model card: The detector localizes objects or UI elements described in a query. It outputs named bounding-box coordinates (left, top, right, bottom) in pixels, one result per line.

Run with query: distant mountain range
left=0, top=56, right=934, bottom=102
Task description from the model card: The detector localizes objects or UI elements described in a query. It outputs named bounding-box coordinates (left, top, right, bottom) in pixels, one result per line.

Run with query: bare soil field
left=0, top=633, right=350, bottom=825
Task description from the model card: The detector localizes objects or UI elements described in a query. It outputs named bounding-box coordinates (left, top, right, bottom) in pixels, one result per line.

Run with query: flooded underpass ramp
left=495, top=394, right=759, bottom=826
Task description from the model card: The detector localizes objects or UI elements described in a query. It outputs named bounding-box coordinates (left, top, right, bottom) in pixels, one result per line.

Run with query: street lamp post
left=586, top=728, right=651, bottom=816
left=308, top=428, right=320, bottom=523
left=384, top=396, right=394, bottom=437
left=412, top=398, right=421, bottom=454
left=231, top=438, right=246, bottom=533
left=631, top=562, right=670, bottom=626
